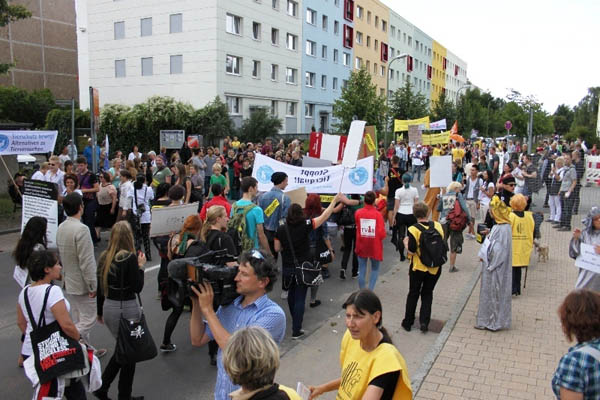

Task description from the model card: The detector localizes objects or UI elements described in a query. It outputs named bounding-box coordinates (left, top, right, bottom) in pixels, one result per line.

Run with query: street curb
left=410, top=262, right=482, bottom=396
left=0, top=227, right=20, bottom=235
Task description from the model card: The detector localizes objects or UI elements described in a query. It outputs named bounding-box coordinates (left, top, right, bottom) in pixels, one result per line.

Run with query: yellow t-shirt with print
left=280, top=385, right=302, bottom=400
left=432, top=148, right=442, bottom=156
left=337, top=330, right=412, bottom=400
left=407, top=221, right=445, bottom=275
left=452, top=148, right=465, bottom=162
left=509, top=211, right=534, bottom=267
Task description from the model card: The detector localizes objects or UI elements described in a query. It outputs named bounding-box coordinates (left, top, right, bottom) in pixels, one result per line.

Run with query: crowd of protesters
left=10, top=130, right=600, bottom=399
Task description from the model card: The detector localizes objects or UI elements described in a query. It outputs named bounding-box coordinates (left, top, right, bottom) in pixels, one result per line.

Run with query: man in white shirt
left=411, top=145, right=424, bottom=182
left=31, top=162, right=48, bottom=181
left=463, top=167, right=483, bottom=239
left=44, top=155, right=66, bottom=195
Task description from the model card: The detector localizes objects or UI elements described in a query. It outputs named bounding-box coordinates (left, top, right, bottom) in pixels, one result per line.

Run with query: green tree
left=238, top=108, right=282, bottom=143
left=389, top=77, right=428, bottom=120
left=192, top=96, right=235, bottom=145
left=570, top=87, right=599, bottom=133
left=0, top=0, right=32, bottom=74
left=99, top=104, right=131, bottom=155
left=0, top=86, right=55, bottom=127
left=430, top=91, right=456, bottom=126
left=333, top=68, right=387, bottom=133
left=45, top=108, right=90, bottom=152
left=552, top=104, right=574, bottom=136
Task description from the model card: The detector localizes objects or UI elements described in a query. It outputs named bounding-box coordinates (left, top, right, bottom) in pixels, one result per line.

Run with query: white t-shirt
left=394, top=186, right=419, bottom=214
left=18, top=284, right=70, bottom=356
left=479, top=182, right=495, bottom=207
left=31, top=171, right=45, bottom=181
left=411, top=149, right=424, bottom=166
left=132, top=185, right=155, bottom=224
left=128, top=152, right=140, bottom=161
left=466, top=177, right=483, bottom=199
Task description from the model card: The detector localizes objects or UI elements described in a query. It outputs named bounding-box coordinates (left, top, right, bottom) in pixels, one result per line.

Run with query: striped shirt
left=206, top=294, right=286, bottom=400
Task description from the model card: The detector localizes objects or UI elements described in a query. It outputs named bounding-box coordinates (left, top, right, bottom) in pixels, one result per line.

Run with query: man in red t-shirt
left=199, top=183, right=231, bottom=222
left=355, top=191, right=387, bottom=291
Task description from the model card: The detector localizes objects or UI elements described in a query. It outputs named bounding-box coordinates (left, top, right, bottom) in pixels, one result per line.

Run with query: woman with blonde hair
left=95, top=221, right=146, bottom=400
left=223, top=326, right=301, bottom=400
left=199, top=205, right=237, bottom=265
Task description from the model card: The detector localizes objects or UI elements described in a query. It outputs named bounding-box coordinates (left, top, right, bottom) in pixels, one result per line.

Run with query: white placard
left=253, top=153, right=373, bottom=194
left=0, top=130, right=57, bottom=155
left=149, top=203, right=199, bottom=237
left=321, top=134, right=341, bottom=163
left=22, top=179, right=58, bottom=248
left=296, top=382, right=311, bottom=400
left=342, top=120, right=367, bottom=167
left=575, top=243, right=600, bottom=274
left=430, top=155, right=453, bottom=188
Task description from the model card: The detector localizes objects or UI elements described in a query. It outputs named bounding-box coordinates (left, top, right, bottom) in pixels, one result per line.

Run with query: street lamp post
left=385, top=53, right=408, bottom=147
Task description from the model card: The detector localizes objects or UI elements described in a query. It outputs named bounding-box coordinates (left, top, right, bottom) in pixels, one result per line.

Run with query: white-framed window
left=322, top=15, right=328, bottom=30
left=342, top=79, right=348, bottom=89
left=226, top=55, right=242, bottom=75
left=252, top=22, right=261, bottom=40
left=334, top=20, right=339, bottom=35
left=389, top=68, right=394, bottom=79
left=114, top=21, right=125, bottom=40
left=170, top=13, right=182, bottom=33
left=252, top=60, right=261, bottom=78
left=380, top=65, right=385, bottom=76
left=286, top=67, right=297, bottom=84
left=321, top=45, right=327, bottom=59
left=321, top=75, right=327, bottom=89
left=390, top=25, right=395, bottom=36
left=306, top=8, right=316, bottom=25
left=170, top=55, right=183, bottom=74
left=306, top=40, right=316, bottom=56
left=271, top=100, right=278, bottom=116
left=226, top=14, right=242, bottom=35
left=141, top=57, right=153, bottom=76
left=115, top=59, right=125, bottom=77
left=333, top=49, right=338, bottom=63
left=332, top=77, right=338, bottom=90
left=270, top=64, right=278, bottom=80
left=356, top=31, right=363, bottom=45
left=357, top=6, right=363, bottom=19
left=343, top=52, right=350, bottom=66
left=286, top=33, right=297, bottom=50
left=271, top=28, right=279, bottom=45
left=305, top=71, right=315, bottom=87
left=287, top=101, right=297, bottom=116
left=140, top=17, right=152, bottom=36
left=355, top=57, right=362, bottom=69
left=305, top=103, right=314, bottom=117
left=287, top=0, right=298, bottom=17
left=226, top=96, right=241, bottom=115
left=272, top=0, right=279, bottom=10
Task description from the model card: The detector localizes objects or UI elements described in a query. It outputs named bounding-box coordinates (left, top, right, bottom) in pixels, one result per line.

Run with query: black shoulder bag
left=284, top=224, right=323, bottom=287
left=115, top=259, right=157, bottom=364
left=23, top=285, right=86, bottom=384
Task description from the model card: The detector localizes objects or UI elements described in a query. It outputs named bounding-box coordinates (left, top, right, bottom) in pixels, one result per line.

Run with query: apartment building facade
left=301, top=0, right=353, bottom=133
left=77, top=0, right=467, bottom=134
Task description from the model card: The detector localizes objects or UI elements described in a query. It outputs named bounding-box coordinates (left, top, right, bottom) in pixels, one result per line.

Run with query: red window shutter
left=381, top=43, right=388, bottom=62
left=454, top=65, right=458, bottom=76
left=427, top=65, right=432, bottom=80
left=344, top=0, right=354, bottom=21
left=343, top=25, right=353, bottom=48
left=442, top=87, right=446, bottom=95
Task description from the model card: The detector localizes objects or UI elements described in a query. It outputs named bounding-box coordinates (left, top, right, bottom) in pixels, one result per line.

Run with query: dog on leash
left=534, top=240, right=549, bottom=263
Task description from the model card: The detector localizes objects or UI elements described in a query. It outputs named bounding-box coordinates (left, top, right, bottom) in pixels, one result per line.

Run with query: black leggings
left=341, top=226, right=358, bottom=275
left=395, top=213, right=417, bottom=258
left=97, top=352, right=136, bottom=400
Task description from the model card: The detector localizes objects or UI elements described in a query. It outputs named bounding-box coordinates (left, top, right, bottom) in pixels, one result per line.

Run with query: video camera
left=167, top=250, right=239, bottom=309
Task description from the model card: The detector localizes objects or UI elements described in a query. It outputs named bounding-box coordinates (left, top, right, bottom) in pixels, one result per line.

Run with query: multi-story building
left=77, top=0, right=467, bottom=134
left=301, top=0, right=353, bottom=133
left=0, top=0, right=78, bottom=99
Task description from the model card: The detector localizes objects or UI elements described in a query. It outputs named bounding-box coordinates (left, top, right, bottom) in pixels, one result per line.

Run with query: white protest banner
left=575, top=243, right=600, bottom=274
left=0, top=131, right=57, bottom=155
left=429, top=119, right=447, bottom=131
left=150, top=203, right=199, bottom=237
left=430, top=155, right=452, bottom=188
left=253, top=153, right=373, bottom=194
left=22, top=179, right=58, bottom=248
left=342, top=120, right=366, bottom=167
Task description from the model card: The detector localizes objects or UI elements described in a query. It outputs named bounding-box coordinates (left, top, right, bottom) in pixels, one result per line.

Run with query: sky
left=380, top=0, right=600, bottom=114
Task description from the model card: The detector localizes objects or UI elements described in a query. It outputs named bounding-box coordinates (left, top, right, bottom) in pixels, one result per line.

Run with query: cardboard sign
left=286, top=187, right=308, bottom=208
left=149, top=203, right=199, bottom=237
left=342, top=120, right=367, bottom=167
left=359, top=126, right=377, bottom=160
left=408, top=126, right=422, bottom=145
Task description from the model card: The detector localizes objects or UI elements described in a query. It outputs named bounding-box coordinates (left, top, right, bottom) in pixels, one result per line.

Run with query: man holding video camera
left=189, top=249, right=286, bottom=400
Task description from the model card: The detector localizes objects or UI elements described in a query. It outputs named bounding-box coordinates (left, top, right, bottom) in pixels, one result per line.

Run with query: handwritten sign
left=575, top=243, right=600, bottom=274
left=149, top=203, right=199, bottom=237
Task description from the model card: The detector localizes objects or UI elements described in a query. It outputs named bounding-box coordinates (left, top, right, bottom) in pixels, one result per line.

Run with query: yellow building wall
left=354, top=0, right=390, bottom=95
left=431, top=40, right=447, bottom=103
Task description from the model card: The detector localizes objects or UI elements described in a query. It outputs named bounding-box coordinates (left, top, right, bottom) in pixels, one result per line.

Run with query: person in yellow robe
left=309, top=290, right=412, bottom=400
left=422, top=168, right=440, bottom=221
left=509, top=194, right=534, bottom=296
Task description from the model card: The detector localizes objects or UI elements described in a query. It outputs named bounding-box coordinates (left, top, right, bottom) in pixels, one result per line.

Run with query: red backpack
left=448, top=197, right=468, bottom=231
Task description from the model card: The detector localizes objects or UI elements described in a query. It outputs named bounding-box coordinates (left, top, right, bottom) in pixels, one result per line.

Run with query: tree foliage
left=192, top=96, right=235, bottom=145
left=0, top=86, right=56, bottom=127
left=333, top=68, right=387, bottom=133
left=430, top=91, right=456, bottom=125
left=45, top=108, right=90, bottom=151
left=239, top=108, right=282, bottom=143
left=389, top=78, right=429, bottom=120
left=0, top=1, right=32, bottom=74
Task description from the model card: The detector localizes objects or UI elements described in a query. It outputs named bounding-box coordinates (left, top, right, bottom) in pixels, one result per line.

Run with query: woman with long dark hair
left=95, top=221, right=146, bottom=400
left=131, top=173, right=154, bottom=261
left=274, top=195, right=340, bottom=339
left=392, top=173, right=419, bottom=262
left=309, top=290, right=412, bottom=399
left=13, top=216, right=48, bottom=287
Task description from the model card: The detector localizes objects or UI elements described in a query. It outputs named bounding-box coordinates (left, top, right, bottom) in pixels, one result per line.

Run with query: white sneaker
left=281, top=290, right=288, bottom=300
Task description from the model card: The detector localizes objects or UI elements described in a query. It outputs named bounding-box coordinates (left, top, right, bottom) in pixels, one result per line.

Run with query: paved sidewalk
left=415, top=220, right=581, bottom=400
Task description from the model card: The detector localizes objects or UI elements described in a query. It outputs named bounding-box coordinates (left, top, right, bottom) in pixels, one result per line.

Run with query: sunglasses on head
left=250, top=249, right=264, bottom=260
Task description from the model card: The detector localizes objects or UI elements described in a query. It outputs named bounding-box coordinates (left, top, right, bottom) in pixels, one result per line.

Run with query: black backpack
left=338, top=205, right=355, bottom=226
left=414, top=222, right=448, bottom=268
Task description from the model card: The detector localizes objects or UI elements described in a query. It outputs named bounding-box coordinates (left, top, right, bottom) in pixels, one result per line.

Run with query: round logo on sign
left=0, top=134, right=9, bottom=152
left=256, top=165, right=274, bottom=184
left=348, top=166, right=368, bottom=186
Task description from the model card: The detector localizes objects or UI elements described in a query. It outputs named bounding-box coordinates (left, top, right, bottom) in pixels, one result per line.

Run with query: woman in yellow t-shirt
left=309, top=290, right=412, bottom=400
left=509, top=194, right=534, bottom=296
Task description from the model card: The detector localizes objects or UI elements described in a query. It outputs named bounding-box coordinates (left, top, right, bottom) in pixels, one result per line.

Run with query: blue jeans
left=357, top=257, right=381, bottom=291
left=412, top=165, right=423, bottom=181
left=286, top=275, right=309, bottom=335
